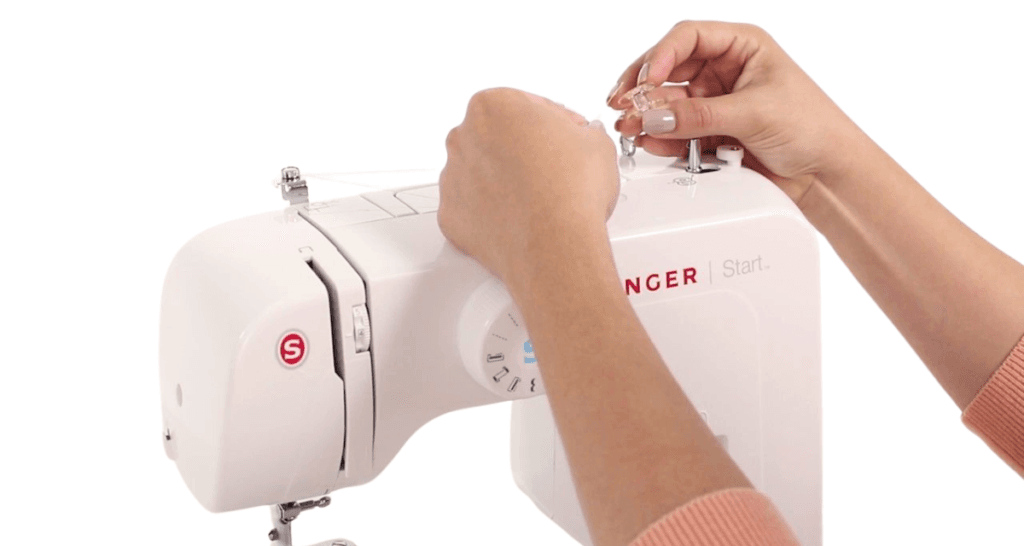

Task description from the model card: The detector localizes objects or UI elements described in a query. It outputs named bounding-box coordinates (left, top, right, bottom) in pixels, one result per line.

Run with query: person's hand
left=438, top=88, right=619, bottom=293
left=608, top=21, right=867, bottom=202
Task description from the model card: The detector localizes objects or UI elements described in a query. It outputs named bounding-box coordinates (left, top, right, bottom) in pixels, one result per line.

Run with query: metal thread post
left=687, top=139, right=701, bottom=173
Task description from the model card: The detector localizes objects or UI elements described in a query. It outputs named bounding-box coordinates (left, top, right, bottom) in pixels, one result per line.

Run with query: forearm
left=799, top=134, right=1024, bottom=408
left=507, top=225, right=750, bottom=546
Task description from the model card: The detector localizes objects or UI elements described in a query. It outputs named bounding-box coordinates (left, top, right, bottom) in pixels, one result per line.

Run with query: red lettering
left=625, top=267, right=698, bottom=296
left=666, top=270, right=678, bottom=288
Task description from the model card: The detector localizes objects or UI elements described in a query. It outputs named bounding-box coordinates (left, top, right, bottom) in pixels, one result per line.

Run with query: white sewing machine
left=159, top=142, right=822, bottom=546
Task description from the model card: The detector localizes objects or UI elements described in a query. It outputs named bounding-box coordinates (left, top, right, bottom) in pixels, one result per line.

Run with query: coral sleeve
left=628, top=488, right=801, bottom=546
left=962, top=333, right=1024, bottom=477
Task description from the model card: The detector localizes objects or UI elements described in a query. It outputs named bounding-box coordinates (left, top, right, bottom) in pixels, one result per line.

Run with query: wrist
left=796, top=130, right=917, bottom=243
left=504, top=221, right=621, bottom=311
left=814, top=125, right=886, bottom=190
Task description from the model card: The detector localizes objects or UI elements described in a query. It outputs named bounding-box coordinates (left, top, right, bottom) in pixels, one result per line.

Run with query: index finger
left=609, top=21, right=765, bottom=108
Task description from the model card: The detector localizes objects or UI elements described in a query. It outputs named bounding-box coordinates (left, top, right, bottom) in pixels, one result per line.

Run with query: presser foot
left=268, top=497, right=357, bottom=546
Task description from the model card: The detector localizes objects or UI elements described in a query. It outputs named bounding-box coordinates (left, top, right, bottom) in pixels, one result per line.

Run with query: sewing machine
left=159, top=142, right=822, bottom=546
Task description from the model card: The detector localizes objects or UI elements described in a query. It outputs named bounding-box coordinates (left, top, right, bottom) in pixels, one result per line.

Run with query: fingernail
left=588, top=119, right=604, bottom=129
left=637, top=63, right=650, bottom=84
left=614, top=114, right=624, bottom=132
left=606, top=81, right=623, bottom=105
left=642, top=109, right=675, bottom=134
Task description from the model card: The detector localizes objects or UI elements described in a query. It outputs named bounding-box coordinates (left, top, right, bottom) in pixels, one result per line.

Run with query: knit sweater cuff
left=628, top=488, right=800, bottom=546
left=962, top=333, right=1024, bottom=477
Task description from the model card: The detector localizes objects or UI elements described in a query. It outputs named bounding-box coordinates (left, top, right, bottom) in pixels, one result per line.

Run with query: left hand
left=438, top=88, right=620, bottom=292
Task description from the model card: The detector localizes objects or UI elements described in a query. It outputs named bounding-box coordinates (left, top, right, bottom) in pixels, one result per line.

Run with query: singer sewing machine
left=159, top=141, right=822, bottom=546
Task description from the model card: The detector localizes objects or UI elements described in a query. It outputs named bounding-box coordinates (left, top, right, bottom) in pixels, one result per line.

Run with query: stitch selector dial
left=458, top=280, right=545, bottom=399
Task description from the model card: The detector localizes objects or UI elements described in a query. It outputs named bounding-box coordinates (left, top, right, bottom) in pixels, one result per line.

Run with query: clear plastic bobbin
left=619, top=83, right=656, bottom=159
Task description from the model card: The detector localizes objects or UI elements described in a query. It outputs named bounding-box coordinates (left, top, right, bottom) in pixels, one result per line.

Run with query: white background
left=2, top=1, right=1022, bottom=545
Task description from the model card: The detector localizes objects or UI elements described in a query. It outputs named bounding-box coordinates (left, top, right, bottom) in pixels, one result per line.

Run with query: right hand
left=609, top=21, right=868, bottom=203
left=438, top=88, right=620, bottom=297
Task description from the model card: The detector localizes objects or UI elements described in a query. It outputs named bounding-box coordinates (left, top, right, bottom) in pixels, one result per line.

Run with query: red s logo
left=278, top=331, right=307, bottom=368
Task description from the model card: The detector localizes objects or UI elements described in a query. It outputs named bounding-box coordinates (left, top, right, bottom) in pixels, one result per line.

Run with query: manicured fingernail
left=588, top=119, right=604, bottom=130
left=642, top=108, right=675, bottom=134
left=637, top=62, right=650, bottom=84
left=606, top=81, right=623, bottom=105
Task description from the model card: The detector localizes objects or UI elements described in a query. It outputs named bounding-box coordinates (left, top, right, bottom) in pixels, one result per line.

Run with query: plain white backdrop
left=2, top=1, right=1022, bottom=545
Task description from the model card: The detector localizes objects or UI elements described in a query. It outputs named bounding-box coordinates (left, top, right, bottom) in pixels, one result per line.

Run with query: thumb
left=642, top=94, right=750, bottom=141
